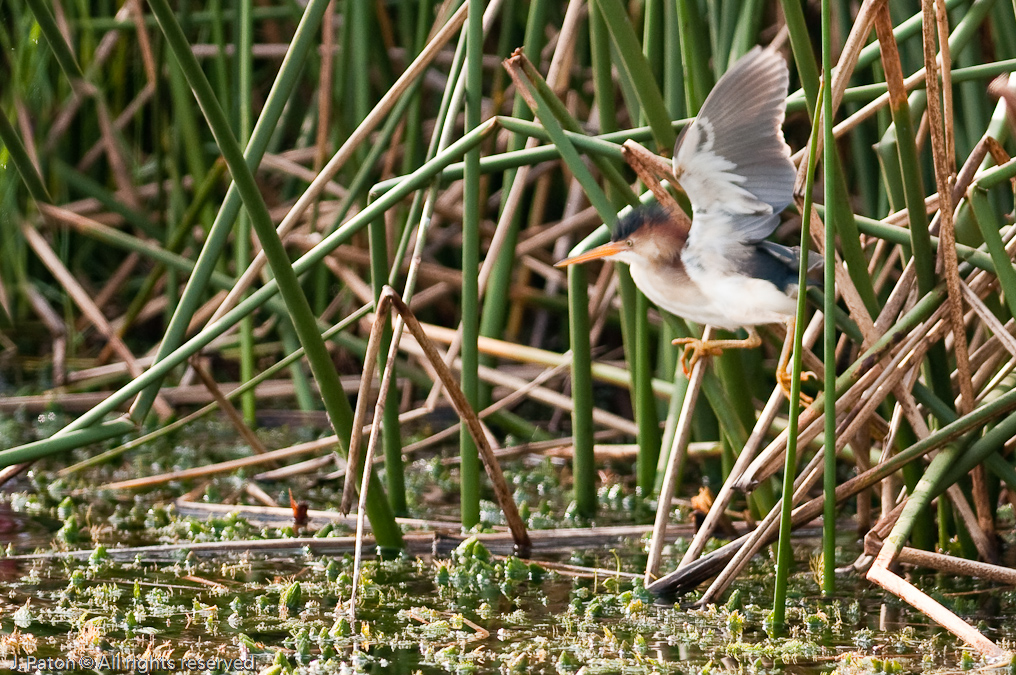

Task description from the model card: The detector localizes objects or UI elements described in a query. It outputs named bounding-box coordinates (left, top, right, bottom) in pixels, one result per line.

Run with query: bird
left=555, top=46, right=817, bottom=399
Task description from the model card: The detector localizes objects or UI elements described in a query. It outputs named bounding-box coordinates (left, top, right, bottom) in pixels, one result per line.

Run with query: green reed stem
left=119, top=0, right=333, bottom=427
left=661, top=0, right=683, bottom=117
left=943, top=411, right=1016, bottom=490
left=145, top=0, right=404, bottom=547
left=0, top=419, right=137, bottom=467
left=969, top=188, right=1016, bottom=320
left=0, top=107, right=52, bottom=204
left=369, top=212, right=406, bottom=517
left=458, top=0, right=484, bottom=530
left=634, top=287, right=661, bottom=493
left=23, top=0, right=85, bottom=81
left=779, top=0, right=819, bottom=114
left=674, top=0, right=710, bottom=114
left=568, top=262, right=597, bottom=519
left=820, top=0, right=837, bottom=597
left=773, top=87, right=824, bottom=635
left=728, top=0, right=764, bottom=66
left=592, top=0, right=676, bottom=151
left=236, top=0, right=256, bottom=426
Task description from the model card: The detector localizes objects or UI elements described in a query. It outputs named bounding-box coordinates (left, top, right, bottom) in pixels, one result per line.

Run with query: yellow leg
left=672, top=328, right=762, bottom=376
left=775, top=319, right=817, bottom=406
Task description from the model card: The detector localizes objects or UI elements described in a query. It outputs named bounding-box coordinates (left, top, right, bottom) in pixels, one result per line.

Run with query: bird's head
left=555, top=205, right=685, bottom=269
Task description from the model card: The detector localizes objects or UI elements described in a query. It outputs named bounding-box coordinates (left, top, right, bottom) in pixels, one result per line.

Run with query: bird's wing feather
left=674, top=46, right=796, bottom=269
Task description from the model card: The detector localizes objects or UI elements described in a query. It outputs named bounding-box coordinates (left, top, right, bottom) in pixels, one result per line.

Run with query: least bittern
left=556, top=46, right=818, bottom=400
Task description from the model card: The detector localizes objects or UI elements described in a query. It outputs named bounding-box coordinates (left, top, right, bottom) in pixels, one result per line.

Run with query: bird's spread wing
left=674, top=46, right=795, bottom=270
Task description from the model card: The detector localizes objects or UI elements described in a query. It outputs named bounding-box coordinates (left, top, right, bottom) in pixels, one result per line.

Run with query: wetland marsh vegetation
left=5, top=0, right=1016, bottom=672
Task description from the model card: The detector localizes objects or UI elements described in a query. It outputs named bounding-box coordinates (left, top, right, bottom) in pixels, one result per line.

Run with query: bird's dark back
left=740, top=241, right=823, bottom=293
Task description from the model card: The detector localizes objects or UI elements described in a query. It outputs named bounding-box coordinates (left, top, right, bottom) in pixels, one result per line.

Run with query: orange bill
left=554, top=240, right=627, bottom=267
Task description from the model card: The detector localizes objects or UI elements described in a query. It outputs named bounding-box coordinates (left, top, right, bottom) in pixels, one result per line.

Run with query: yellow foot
left=776, top=367, right=817, bottom=407
left=672, top=337, right=725, bottom=376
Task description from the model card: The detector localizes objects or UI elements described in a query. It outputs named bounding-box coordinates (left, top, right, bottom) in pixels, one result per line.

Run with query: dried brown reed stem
left=0, top=463, right=32, bottom=489
left=79, top=84, right=156, bottom=170
left=0, top=379, right=331, bottom=415
left=314, top=0, right=337, bottom=188
left=191, top=361, right=271, bottom=456
left=23, top=284, right=67, bottom=387
left=83, top=252, right=142, bottom=335
left=678, top=314, right=824, bottom=569
left=349, top=379, right=383, bottom=619
left=96, top=436, right=340, bottom=491
left=923, top=0, right=974, bottom=420
left=176, top=498, right=459, bottom=531
left=867, top=549, right=1006, bottom=659
left=254, top=455, right=337, bottom=481
left=340, top=294, right=392, bottom=514
left=864, top=535, right=1016, bottom=585
left=347, top=287, right=531, bottom=549
left=22, top=219, right=173, bottom=419
left=645, top=328, right=711, bottom=583
left=398, top=336, right=640, bottom=435
left=206, top=1, right=469, bottom=327
left=399, top=362, right=571, bottom=459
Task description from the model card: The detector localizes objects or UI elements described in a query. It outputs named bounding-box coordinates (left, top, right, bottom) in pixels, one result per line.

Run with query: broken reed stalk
left=340, top=293, right=393, bottom=514
left=353, top=288, right=531, bottom=550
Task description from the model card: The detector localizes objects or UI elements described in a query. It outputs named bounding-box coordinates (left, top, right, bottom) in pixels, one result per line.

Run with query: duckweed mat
left=2, top=416, right=1016, bottom=675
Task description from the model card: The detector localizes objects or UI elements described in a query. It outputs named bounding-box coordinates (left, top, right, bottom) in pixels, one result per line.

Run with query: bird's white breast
left=628, top=260, right=741, bottom=329
left=683, top=264, right=798, bottom=327
left=625, top=257, right=797, bottom=331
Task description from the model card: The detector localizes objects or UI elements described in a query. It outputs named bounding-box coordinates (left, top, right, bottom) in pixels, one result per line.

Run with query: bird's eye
left=625, top=239, right=633, bottom=247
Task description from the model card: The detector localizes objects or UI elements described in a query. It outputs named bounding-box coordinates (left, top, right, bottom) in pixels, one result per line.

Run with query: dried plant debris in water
left=1, top=434, right=1016, bottom=673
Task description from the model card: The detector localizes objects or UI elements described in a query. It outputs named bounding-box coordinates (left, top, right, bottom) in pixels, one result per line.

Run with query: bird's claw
left=777, top=368, right=816, bottom=407
left=672, top=337, right=724, bottom=376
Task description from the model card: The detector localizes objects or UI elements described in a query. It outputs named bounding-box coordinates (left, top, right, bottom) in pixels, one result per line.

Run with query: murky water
left=1, top=416, right=1015, bottom=673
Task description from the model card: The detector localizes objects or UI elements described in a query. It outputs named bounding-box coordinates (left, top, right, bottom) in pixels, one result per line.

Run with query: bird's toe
left=777, top=369, right=813, bottom=407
